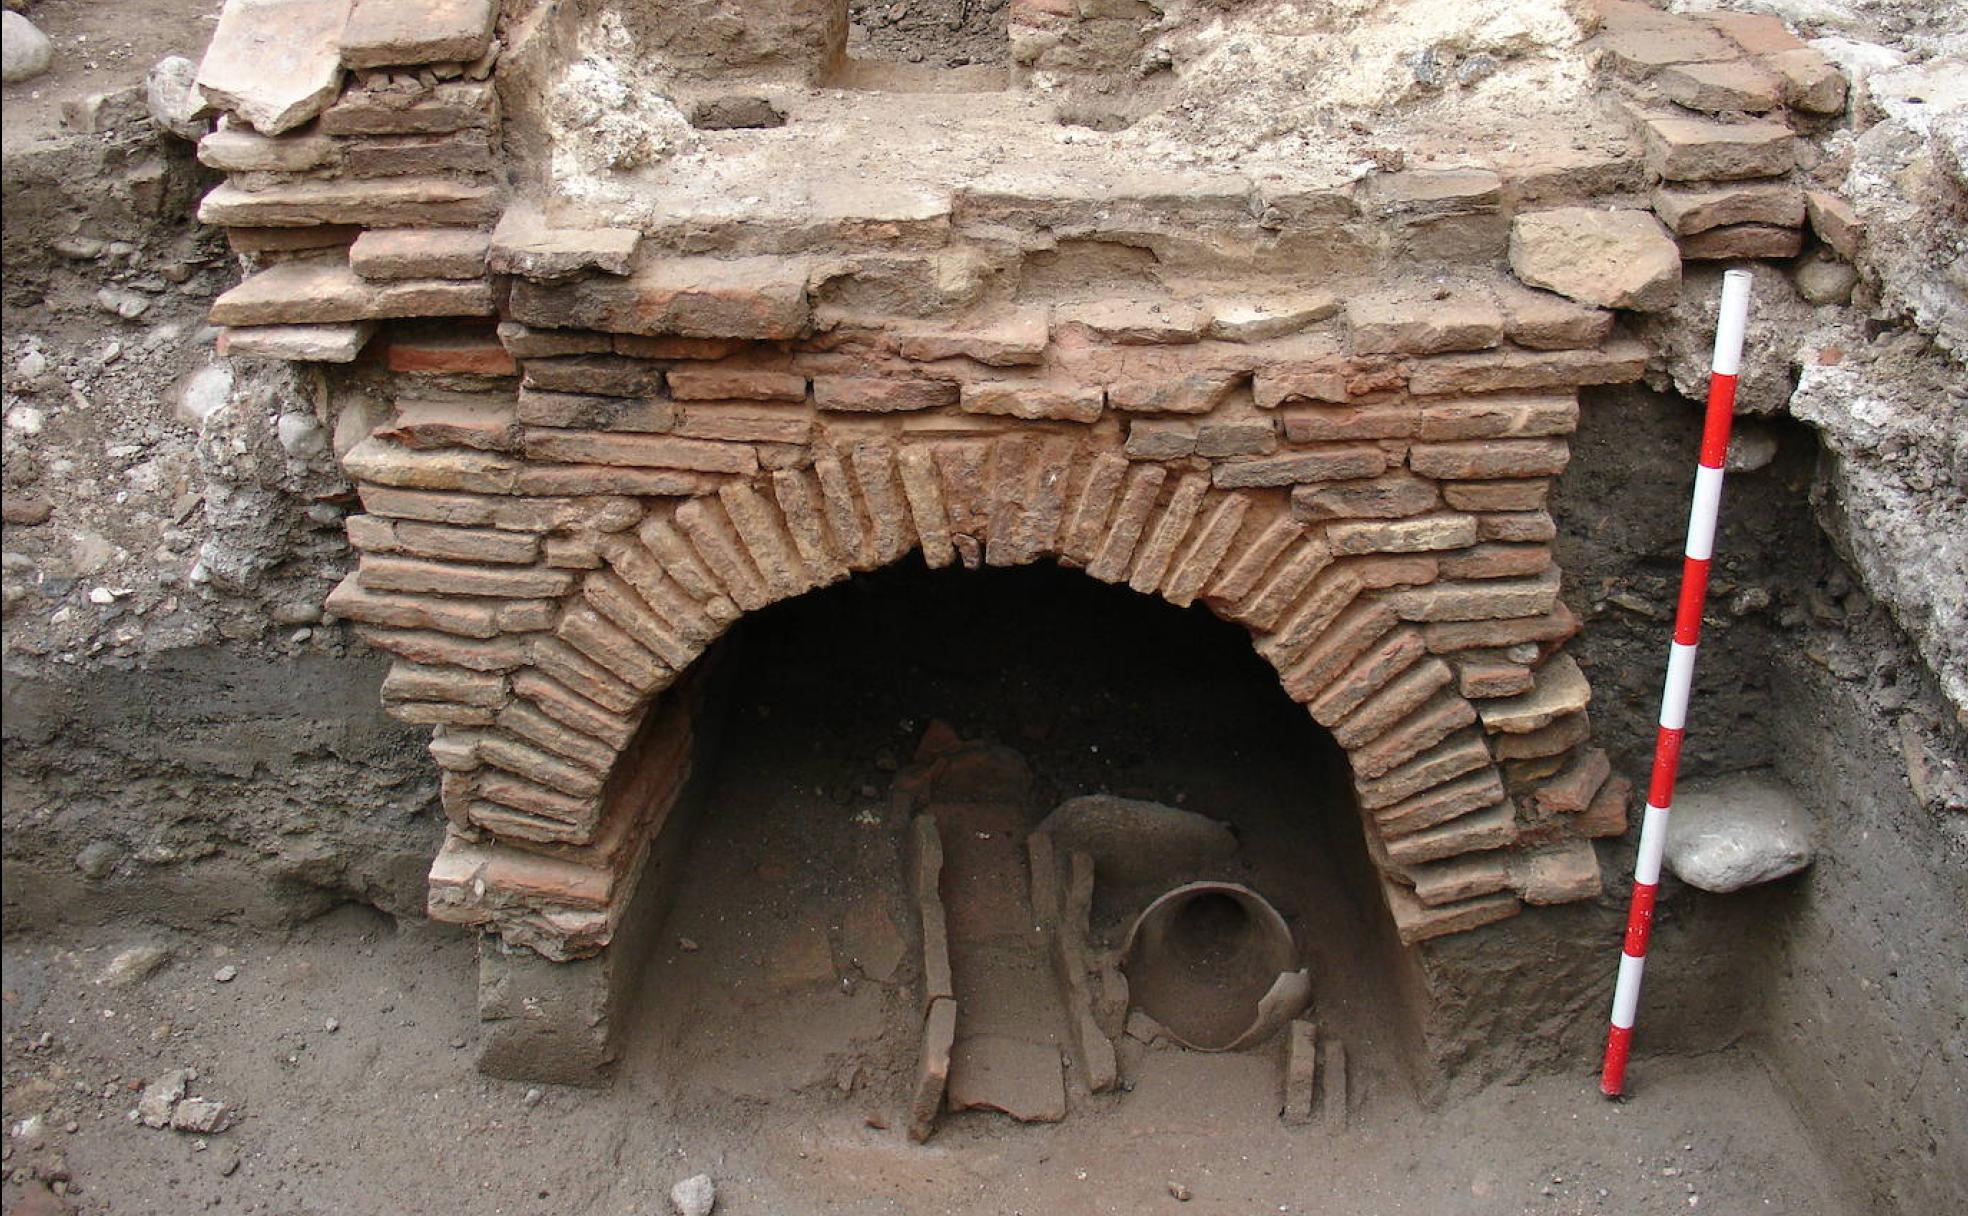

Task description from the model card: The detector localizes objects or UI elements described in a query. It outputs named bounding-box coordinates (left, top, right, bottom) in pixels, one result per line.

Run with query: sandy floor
left=0, top=911, right=1862, bottom=1216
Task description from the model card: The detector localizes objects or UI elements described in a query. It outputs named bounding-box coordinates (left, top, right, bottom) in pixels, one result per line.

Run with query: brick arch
left=334, top=425, right=1615, bottom=962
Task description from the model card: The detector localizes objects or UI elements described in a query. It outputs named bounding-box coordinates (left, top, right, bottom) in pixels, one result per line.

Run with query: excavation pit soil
left=2, top=566, right=1867, bottom=1214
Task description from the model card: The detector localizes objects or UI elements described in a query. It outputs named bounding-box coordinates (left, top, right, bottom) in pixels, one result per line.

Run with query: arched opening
left=609, top=560, right=1428, bottom=1119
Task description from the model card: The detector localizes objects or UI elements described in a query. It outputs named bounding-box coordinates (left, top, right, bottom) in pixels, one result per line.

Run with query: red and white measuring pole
left=1600, top=268, right=1753, bottom=1098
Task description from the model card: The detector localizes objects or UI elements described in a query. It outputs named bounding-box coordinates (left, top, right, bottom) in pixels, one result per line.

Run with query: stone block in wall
left=218, top=322, right=375, bottom=363
left=340, top=0, right=497, bottom=71
left=1641, top=113, right=1796, bottom=182
left=509, top=257, right=811, bottom=340
left=1679, top=224, right=1804, bottom=261
left=1492, top=284, right=1615, bottom=352
left=195, top=0, right=350, bottom=135
left=350, top=228, right=491, bottom=281
left=1346, top=286, right=1503, bottom=356
left=1655, top=60, right=1783, bottom=113
left=1762, top=48, right=1846, bottom=114
left=489, top=207, right=640, bottom=281
left=1588, top=0, right=1737, bottom=77
left=1804, top=191, right=1863, bottom=259
left=319, top=79, right=498, bottom=135
left=1508, top=841, right=1603, bottom=905
left=344, top=131, right=497, bottom=178
left=198, top=122, right=339, bottom=172
left=1509, top=209, right=1681, bottom=312
left=1652, top=181, right=1805, bottom=235
left=198, top=177, right=502, bottom=228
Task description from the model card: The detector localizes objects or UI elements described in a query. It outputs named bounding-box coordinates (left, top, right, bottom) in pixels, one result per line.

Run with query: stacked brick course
left=185, top=0, right=1859, bottom=966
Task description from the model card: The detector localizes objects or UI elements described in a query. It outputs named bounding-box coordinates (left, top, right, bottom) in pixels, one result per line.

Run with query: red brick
left=1332, top=657, right=1455, bottom=749
left=1383, top=880, right=1521, bottom=945
left=381, top=662, right=506, bottom=707
left=1438, top=543, right=1552, bottom=581
left=1393, top=570, right=1562, bottom=623
left=960, top=381, right=1103, bottom=423
left=386, top=333, right=517, bottom=377
left=357, top=555, right=575, bottom=599
left=1406, top=341, right=1647, bottom=397
left=1417, top=395, right=1577, bottom=441
left=1375, top=767, right=1507, bottom=838
left=1280, top=404, right=1418, bottom=443
left=1350, top=692, right=1480, bottom=780
left=1354, top=731, right=1494, bottom=810
left=1476, top=511, right=1557, bottom=543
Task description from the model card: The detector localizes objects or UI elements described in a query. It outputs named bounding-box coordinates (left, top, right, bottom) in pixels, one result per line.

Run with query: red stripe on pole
left=1674, top=558, right=1710, bottom=645
left=1646, top=727, right=1684, bottom=809
left=1699, top=373, right=1737, bottom=466
left=1602, top=1024, right=1634, bottom=1092
left=1622, top=883, right=1659, bottom=956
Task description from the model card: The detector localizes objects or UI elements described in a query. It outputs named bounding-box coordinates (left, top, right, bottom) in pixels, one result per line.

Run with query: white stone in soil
left=146, top=56, right=210, bottom=141
left=670, top=1173, right=716, bottom=1216
left=2, top=11, right=53, bottom=84
left=1664, top=772, right=1816, bottom=894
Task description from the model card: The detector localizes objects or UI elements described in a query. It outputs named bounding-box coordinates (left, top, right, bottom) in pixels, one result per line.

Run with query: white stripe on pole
left=1686, top=465, right=1726, bottom=559
left=1659, top=642, right=1699, bottom=729
left=1712, top=271, right=1753, bottom=375
left=1635, top=803, right=1670, bottom=886
left=1612, top=953, right=1648, bottom=1028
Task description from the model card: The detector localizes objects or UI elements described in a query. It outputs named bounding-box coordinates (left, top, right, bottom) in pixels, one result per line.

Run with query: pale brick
left=1421, top=602, right=1579, bottom=654
left=1656, top=59, right=1782, bottom=113
left=515, top=388, right=677, bottom=433
left=356, top=627, right=528, bottom=672
left=1279, top=404, right=1418, bottom=443
left=342, top=438, right=517, bottom=492
left=218, top=323, right=374, bottom=363
left=1455, top=655, right=1536, bottom=698
left=1510, top=840, right=1603, bottom=905
left=1392, top=570, right=1562, bottom=623
left=497, top=700, right=616, bottom=774
left=390, top=520, right=541, bottom=565
left=674, top=404, right=814, bottom=445
left=326, top=571, right=498, bottom=637
left=1441, top=480, right=1550, bottom=512
left=521, top=429, right=758, bottom=474
left=198, top=124, right=339, bottom=172
left=488, top=208, right=639, bottom=280
left=381, top=661, right=505, bottom=707
left=1212, top=446, right=1387, bottom=489
left=1409, top=852, right=1514, bottom=906
left=1476, top=654, right=1591, bottom=733
left=1107, top=372, right=1240, bottom=415
left=1409, top=438, right=1570, bottom=480
left=356, top=485, right=637, bottom=533
left=1124, top=419, right=1197, bottom=460
left=1438, top=543, right=1551, bottom=581
left=197, top=178, right=500, bottom=229
left=358, top=554, right=575, bottom=599
left=1290, top=473, right=1440, bottom=523
left=1493, top=284, right=1615, bottom=352
left=343, top=131, right=496, bottom=178
left=960, top=381, right=1103, bottom=423
left=1476, top=511, right=1557, bottom=543
left=1328, top=512, right=1478, bottom=556
left=1493, top=709, right=1592, bottom=760
left=667, top=367, right=808, bottom=402
left=813, top=376, right=959, bottom=413
left=1383, top=880, right=1521, bottom=945
left=1253, top=363, right=1349, bottom=409
left=1196, top=413, right=1277, bottom=457
left=1056, top=299, right=1206, bottom=344
left=194, top=0, right=349, bottom=135
left=1346, top=287, right=1503, bottom=356
left=1763, top=48, right=1847, bottom=115
left=1804, top=190, right=1863, bottom=259
left=1385, top=801, right=1516, bottom=866
left=1417, top=395, right=1577, bottom=442
left=209, top=260, right=495, bottom=327
left=522, top=642, right=641, bottom=719
left=1376, top=767, right=1507, bottom=838
left=896, top=309, right=1050, bottom=365
left=1332, top=657, right=1455, bottom=749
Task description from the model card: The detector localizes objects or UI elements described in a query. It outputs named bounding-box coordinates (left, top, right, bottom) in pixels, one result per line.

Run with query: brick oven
left=185, top=0, right=1856, bottom=1085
